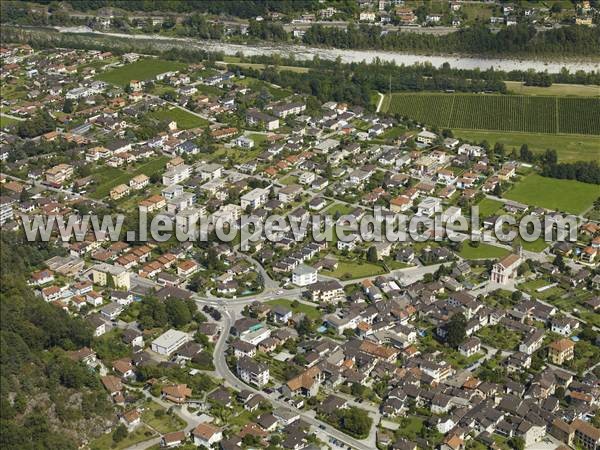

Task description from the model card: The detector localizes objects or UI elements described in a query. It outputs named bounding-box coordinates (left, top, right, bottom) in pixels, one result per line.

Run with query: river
left=58, top=26, right=600, bottom=73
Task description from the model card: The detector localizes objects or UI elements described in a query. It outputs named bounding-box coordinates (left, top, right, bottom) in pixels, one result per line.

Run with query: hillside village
left=1, top=41, right=600, bottom=450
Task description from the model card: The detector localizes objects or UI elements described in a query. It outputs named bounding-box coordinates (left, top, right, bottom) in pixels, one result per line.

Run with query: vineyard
left=384, top=93, right=600, bottom=135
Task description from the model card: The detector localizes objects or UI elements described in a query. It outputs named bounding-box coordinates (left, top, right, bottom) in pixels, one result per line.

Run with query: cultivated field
left=96, top=58, right=187, bottom=86
left=504, top=174, right=598, bottom=215
left=383, top=93, right=600, bottom=135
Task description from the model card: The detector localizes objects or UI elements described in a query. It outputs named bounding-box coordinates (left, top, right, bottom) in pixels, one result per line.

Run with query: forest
left=0, top=233, right=112, bottom=450
left=64, top=0, right=320, bottom=17
left=302, top=23, right=600, bottom=57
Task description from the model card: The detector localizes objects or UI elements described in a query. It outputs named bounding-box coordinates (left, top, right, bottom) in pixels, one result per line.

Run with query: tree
left=508, top=436, right=525, bottom=450
left=519, top=144, right=534, bottom=163
left=367, top=246, right=378, bottom=263
left=297, top=316, right=315, bottom=336
left=351, top=383, right=367, bottom=398
left=553, top=254, right=567, bottom=272
left=446, top=312, right=467, bottom=347
left=543, top=148, right=557, bottom=165
left=194, top=332, right=209, bottom=347
left=336, top=407, right=371, bottom=438
left=165, top=298, right=192, bottom=327
left=343, top=328, right=356, bottom=339
left=493, top=182, right=503, bottom=197
left=242, top=434, right=261, bottom=446
left=63, top=98, right=74, bottom=114
left=112, top=424, right=128, bottom=443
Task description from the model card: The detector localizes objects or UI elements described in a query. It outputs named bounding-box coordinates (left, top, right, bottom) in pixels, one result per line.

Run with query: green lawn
left=446, top=351, right=485, bottom=369
left=0, top=115, right=20, bottom=129
left=519, top=278, right=552, bottom=291
left=89, top=424, right=156, bottom=450
left=141, top=401, right=185, bottom=434
left=516, top=236, right=549, bottom=253
left=90, top=156, right=168, bottom=199
left=279, top=175, right=299, bottom=185
left=236, top=77, right=292, bottom=101
left=476, top=198, right=504, bottom=217
left=457, top=242, right=510, bottom=260
left=380, top=127, right=406, bottom=140
left=96, top=58, right=187, bottom=86
left=266, top=298, right=321, bottom=320
left=221, top=60, right=310, bottom=73
left=394, top=416, right=424, bottom=440
left=518, top=279, right=566, bottom=300
left=147, top=107, right=208, bottom=129
left=326, top=203, right=356, bottom=217
left=504, top=174, right=598, bottom=214
left=246, top=133, right=269, bottom=147
left=477, top=325, right=522, bottom=351
left=323, top=259, right=387, bottom=280
left=453, top=129, right=600, bottom=162
left=1, top=81, right=28, bottom=100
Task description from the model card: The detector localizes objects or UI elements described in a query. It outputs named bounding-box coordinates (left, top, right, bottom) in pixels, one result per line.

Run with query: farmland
left=383, top=93, right=600, bottom=135
left=505, top=174, right=598, bottom=215
left=96, top=58, right=187, bottom=87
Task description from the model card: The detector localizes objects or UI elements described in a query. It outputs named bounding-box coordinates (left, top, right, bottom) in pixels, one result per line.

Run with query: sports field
left=383, top=93, right=600, bottom=135
left=504, top=174, right=598, bottom=215
left=96, top=59, right=187, bottom=86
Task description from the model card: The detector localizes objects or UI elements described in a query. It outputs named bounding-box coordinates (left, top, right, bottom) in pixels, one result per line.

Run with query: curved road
left=210, top=308, right=374, bottom=450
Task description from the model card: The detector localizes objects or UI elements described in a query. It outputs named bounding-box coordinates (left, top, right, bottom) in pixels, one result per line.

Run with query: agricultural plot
left=558, top=97, right=600, bottom=135
left=96, top=58, right=187, bottom=87
left=385, top=93, right=600, bottom=135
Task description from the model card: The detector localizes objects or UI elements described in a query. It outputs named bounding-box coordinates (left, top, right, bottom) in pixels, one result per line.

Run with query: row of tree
left=541, top=160, right=600, bottom=184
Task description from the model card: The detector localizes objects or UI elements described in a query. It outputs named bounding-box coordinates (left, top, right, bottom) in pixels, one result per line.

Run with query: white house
left=237, top=356, right=270, bottom=387
left=292, top=264, right=318, bottom=286
left=192, top=423, right=223, bottom=447
left=416, top=130, right=437, bottom=145
left=233, top=136, right=255, bottom=149
left=241, top=188, right=269, bottom=210
left=417, top=197, right=442, bottom=217
left=151, top=329, right=189, bottom=355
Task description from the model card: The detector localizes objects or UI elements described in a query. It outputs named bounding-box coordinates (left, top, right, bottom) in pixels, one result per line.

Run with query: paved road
left=0, top=112, right=25, bottom=121
left=375, top=92, right=385, bottom=113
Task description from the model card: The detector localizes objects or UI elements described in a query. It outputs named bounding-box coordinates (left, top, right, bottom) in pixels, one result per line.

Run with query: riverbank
left=54, top=26, right=600, bottom=73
